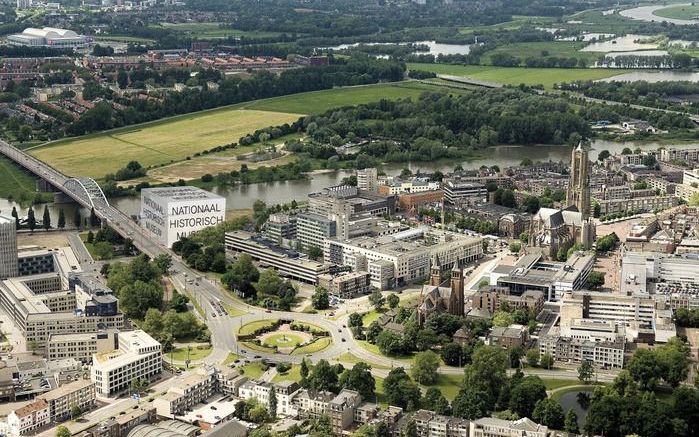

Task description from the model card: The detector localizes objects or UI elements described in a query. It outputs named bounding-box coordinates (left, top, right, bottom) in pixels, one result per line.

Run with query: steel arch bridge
left=62, top=178, right=109, bottom=209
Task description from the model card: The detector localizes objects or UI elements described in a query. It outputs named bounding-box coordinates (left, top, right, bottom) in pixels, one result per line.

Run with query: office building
left=225, top=231, right=330, bottom=284
left=0, top=266, right=124, bottom=350
left=357, top=168, right=378, bottom=192
left=325, top=227, right=482, bottom=289
left=47, top=330, right=118, bottom=364
left=296, top=212, right=337, bottom=252
left=560, top=290, right=656, bottom=328
left=91, top=330, right=162, bottom=397
left=397, top=190, right=444, bottom=213
left=140, top=186, right=225, bottom=248
left=377, top=176, right=439, bottom=196
left=471, top=287, right=544, bottom=316
left=264, top=213, right=297, bottom=244
left=308, top=185, right=395, bottom=218
left=442, top=179, right=487, bottom=205
left=6, top=27, right=91, bottom=48
left=0, top=215, right=18, bottom=279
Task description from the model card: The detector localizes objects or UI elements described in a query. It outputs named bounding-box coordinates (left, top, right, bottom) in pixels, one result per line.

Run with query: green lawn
left=357, top=340, right=415, bottom=364
left=272, top=365, right=302, bottom=383
left=168, top=346, right=212, bottom=361
left=292, top=337, right=332, bottom=355
left=238, top=320, right=278, bottom=336
left=155, top=22, right=282, bottom=39
left=241, top=341, right=277, bottom=353
left=263, top=333, right=305, bottom=348
left=549, top=385, right=599, bottom=402
left=542, top=378, right=587, bottom=391
left=223, top=304, right=247, bottom=317
left=362, top=308, right=387, bottom=327
left=222, top=353, right=240, bottom=365
left=244, top=81, right=445, bottom=114
left=0, top=156, right=51, bottom=207
left=406, top=63, right=631, bottom=89
left=239, top=362, right=267, bottom=379
left=653, top=5, right=699, bottom=20
left=422, top=373, right=463, bottom=400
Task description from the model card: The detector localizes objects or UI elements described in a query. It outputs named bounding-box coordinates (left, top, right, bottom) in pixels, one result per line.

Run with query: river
left=1, top=139, right=690, bottom=218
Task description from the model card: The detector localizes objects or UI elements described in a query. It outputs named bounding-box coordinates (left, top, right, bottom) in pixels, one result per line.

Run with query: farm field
left=29, top=109, right=301, bottom=179
left=653, top=5, right=699, bottom=20
left=29, top=82, right=444, bottom=179
left=154, top=22, right=282, bottom=38
left=406, top=63, right=631, bottom=89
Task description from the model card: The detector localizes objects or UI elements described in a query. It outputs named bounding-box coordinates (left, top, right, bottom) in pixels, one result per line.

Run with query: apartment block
left=317, top=271, right=371, bottom=298
left=153, top=366, right=216, bottom=417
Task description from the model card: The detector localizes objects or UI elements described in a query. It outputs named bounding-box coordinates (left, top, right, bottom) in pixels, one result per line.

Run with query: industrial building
left=140, top=186, right=226, bottom=248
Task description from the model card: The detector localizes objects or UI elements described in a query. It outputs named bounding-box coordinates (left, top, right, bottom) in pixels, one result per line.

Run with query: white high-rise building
left=356, top=168, right=378, bottom=192
left=0, top=215, right=18, bottom=279
left=140, top=187, right=225, bottom=248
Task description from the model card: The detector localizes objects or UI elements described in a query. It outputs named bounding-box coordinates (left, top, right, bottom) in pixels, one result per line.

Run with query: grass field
left=155, top=22, right=281, bottom=39
left=653, top=5, right=699, bottom=20
left=29, top=109, right=300, bottom=179
left=244, top=81, right=446, bottom=114
left=483, top=41, right=599, bottom=65
left=406, top=63, right=630, bottom=89
left=169, top=346, right=212, bottom=361
left=222, top=353, right=240, bottom=365
left=292, top=337, right=332, bottom=355
left=0, top=156, right=51, bottom=206
left=549, top=385, right=599, bottom=402
left=29, top=82, right=443, bottom=179
left=95, top=35, right=155, bottom=43
left=238, top=320, right=278, bottom=336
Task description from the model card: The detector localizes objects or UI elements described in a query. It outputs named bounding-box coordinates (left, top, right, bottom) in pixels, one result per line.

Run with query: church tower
left=567, top=142, right=591, bottom=220
left=450, top=266, right=464, bottom=316
left=430, top=255, right=441, bottom=286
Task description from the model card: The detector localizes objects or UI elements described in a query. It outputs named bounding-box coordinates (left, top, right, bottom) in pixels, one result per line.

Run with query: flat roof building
left=324, top=227, right=482, bottom=289
left=141, top=186, right=225, bottom=248
left=0, top=215, right=18, bottom=279
left=224, top=231, right=330, bottom=285
left=91, top=330, right=162, bottom=397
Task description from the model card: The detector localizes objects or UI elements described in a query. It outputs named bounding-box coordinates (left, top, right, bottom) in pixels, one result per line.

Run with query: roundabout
left=262, top=332, right=307, bottom=348
left=237, top=320, right=332, bottom=355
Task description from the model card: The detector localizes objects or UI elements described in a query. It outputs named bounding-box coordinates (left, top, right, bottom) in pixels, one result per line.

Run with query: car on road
left=254, top=355, right=261, bottom=359
left=341, top=338, right=346, bottom=342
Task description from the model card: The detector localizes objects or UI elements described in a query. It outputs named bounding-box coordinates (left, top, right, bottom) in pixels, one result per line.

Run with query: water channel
left=1, top=139, right=693, bottom=218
